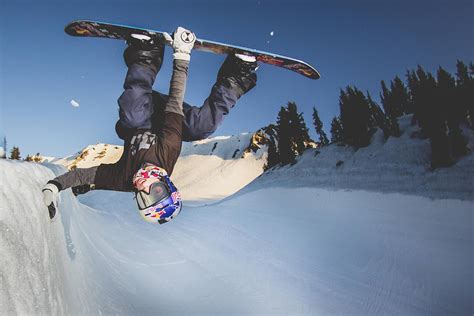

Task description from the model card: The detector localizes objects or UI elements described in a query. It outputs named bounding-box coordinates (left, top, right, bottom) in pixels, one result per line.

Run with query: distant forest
left=265, top=60, right=473, bottom=170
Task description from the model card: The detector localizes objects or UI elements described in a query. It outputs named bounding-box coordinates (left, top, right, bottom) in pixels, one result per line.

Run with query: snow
left=1, top=120, right=473, bottom=314
left=131, top=33, right=151, bottom=41
left=0, top=147, right=5, bottom=158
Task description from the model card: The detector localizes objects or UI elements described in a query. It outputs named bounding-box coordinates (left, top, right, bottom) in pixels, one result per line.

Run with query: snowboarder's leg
left=116, top=38, right=164, bottom=139
left=182, top=54, right=258, bottom=141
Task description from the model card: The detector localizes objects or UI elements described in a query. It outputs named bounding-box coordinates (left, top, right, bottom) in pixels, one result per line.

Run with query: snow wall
left=1, top=157, right=473, bottom=315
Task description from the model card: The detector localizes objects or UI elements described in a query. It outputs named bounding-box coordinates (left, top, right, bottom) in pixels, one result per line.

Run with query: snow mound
left=248, top=116, right=474, bottom=200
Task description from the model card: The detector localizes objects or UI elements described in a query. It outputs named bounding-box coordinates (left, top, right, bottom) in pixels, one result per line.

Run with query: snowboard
left=65, top=20, right=320, bottom=80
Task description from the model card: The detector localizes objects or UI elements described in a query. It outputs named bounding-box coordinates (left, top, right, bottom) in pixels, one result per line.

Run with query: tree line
left=265, top=60, right=472, bottom=170
left=1, top=137, right=44, bottom=162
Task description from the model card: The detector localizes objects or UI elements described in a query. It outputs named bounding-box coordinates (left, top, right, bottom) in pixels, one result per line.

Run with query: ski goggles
left=136, top=180, right=171, bottom=210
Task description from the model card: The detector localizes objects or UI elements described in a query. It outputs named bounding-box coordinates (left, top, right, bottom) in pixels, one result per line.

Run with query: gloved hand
left=163, top=27, right=196, bottom=61
left=42, top=182, right=60, bottom=220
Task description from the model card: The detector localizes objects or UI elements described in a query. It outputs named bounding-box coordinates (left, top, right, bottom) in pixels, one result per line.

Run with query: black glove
left=72, top=184, right=95, bottom=196
left=123, top=35, right=165, bottom=74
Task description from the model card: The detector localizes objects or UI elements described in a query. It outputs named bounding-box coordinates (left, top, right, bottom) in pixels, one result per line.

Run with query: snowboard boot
left=123, top=34, right=165, bottom=74
left=217, top=54, right=258, bottom=96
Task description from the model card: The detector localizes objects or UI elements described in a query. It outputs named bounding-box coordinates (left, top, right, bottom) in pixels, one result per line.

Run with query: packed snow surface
left=1, top=121, right=473, bottom=314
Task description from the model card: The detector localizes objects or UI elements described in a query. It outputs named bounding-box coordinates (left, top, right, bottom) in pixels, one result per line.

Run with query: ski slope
left=1, top=125, right=473, bottom=314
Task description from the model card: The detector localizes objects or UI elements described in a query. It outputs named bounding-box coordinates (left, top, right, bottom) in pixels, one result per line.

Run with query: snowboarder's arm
left=46, top=167, right=99, bottom=192
left=47, top=162, right=129, bottom=193
left=154, top=27, right=195, bottom=175
left=155, top=59, right=189, bottom=176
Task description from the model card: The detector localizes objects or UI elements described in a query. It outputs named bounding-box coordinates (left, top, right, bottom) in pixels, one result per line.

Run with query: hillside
left=245, top=115, right=474, bottom=201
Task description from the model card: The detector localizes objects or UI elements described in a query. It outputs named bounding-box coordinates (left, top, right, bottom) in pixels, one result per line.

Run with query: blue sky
left=1, top=0, right=472, bottom=157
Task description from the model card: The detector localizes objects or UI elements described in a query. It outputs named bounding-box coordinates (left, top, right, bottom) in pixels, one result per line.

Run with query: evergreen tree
left=438, top=66, right=469, bottom=159
left=455, top=60, right=473, bottom=128
left=406, top=69, right=420, bottom=125
left=409, top=65, right=437, bottom=137
left=366, top=92, right=391, bottom=138
left=9, top=146, right=21, bottom=160
left=380, top=80, right=401, bottom=136
left=391, top=76, right=411, bottom=115
left=264, top=140, right=279, bottom=170
left=339, top=86, right=371, bottom=148
left=330, top=116, right=343, bottom=143
left=261, top=124, right=280, bottom=170
left=312, top=107, right=329, bottom=146
left=276, top=106, right=295, bottom=165
left=286, top=102, right=311, bottom=155
left=424, top=66, right=454, bottom=168
left=25, top=154, right=33, bottom=162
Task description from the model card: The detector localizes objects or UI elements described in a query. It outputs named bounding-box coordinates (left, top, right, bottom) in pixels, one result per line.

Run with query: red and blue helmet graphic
left=133, top=164, right=182, bottom=224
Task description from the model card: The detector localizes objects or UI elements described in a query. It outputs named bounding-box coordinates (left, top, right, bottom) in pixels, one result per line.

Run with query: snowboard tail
left=65, top=20, right=320, bottom=80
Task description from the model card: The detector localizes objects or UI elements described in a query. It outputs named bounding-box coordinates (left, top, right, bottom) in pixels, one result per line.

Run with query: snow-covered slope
left=1, top=159, right=472, bottom=314
left=51, top=143, right=123, bottom=169
left=248, top=116, right=474, bottom=200
left=1, top=118, right=473, bottom=314
left=173, top=133, right=267, bottom=203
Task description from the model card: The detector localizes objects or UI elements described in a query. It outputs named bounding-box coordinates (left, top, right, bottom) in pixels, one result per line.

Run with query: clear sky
left=1, top=0, right=472, bottom=157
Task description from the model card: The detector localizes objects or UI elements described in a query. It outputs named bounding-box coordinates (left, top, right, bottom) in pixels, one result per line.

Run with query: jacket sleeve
left=154, top=59, right=189, bottom=175
left=93, top=161, right=130, bottom=192
left=49, top=166, right=98, bottom=191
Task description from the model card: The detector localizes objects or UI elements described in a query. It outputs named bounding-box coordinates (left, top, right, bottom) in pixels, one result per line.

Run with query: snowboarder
left=42, top=26, right=258, bottom=224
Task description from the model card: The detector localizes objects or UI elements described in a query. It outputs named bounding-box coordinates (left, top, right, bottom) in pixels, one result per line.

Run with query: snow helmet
left=132, top=164, right=182, bottom=224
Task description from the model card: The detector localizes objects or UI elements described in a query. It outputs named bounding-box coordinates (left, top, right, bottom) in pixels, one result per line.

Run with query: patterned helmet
left=132, top=164, right=182, bottom=224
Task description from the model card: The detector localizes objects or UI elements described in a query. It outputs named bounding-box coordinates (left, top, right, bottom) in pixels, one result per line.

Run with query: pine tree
left=391, top=76, right=411, bottom=115
left=406, top=69, right=420, bottom=125
left=339, top=86, right=371, bottom=147
left=9, top=146, right=21, bottom=160
left=330, top=116, right=343, bottom=143
left=261, top=124, right=280, bottom=170
left=409, top=65, right=437, bottom=137
left=25, top=154, right=33, bottom=162
left=438, top=66, right=469, bottom=159
left=455, top=60, right=473, bottom=128
left=380, top=80, right=401, bottom=136
left=312, top=107, right=329, bottom=146
left=286, top=102, right=312, bottom=155
left=366, top=92, right=391, bottom=138
left=276, top=106, right=295, bottom=165
left=264, top=141, right=279, bottom=170
left=424, top=66, right=453, bottom=168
